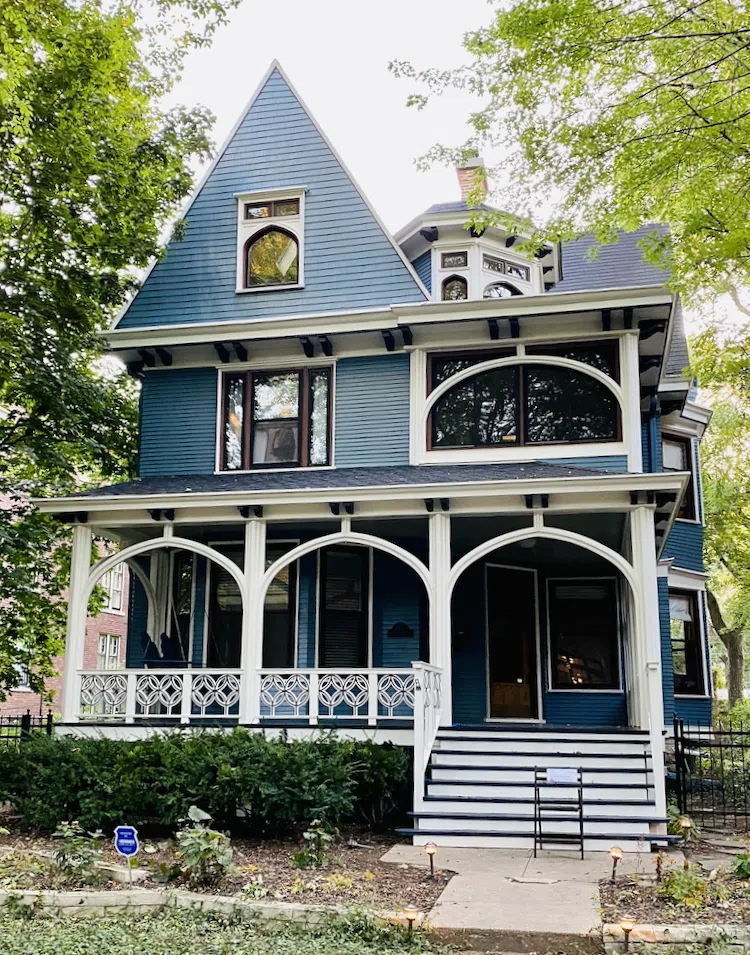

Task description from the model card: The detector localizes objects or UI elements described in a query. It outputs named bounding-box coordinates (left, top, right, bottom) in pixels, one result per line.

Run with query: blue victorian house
left=39, top=62, right=711, bottom=852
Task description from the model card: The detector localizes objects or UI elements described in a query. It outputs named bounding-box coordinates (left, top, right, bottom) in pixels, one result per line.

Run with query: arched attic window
left=431, top=362, right=620, bottom=448
left=245, top=227, right=299, bottom=288
left=483, top=281, right=522, bottom=299
left=442, top=275, right=468, bottom=301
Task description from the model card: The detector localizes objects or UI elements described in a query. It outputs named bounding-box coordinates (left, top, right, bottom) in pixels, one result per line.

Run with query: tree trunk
left=706, top=587, right=745, bottom=706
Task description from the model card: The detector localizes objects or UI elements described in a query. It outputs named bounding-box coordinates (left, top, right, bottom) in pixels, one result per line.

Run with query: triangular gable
left=115, top=62, right=427, bottom=330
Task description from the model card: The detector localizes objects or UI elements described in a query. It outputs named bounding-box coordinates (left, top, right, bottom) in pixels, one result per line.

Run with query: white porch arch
left=448, top=526, right=639, bottom=598
left=84, top=536, right=248, bottom=610
left=424, top=354, right=623, bottom=418
left=261, top=530, right=433, bottom=604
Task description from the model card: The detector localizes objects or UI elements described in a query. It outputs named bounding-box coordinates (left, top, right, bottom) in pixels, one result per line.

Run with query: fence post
left=45, top=710, right=53, bottom=737
left=20, top=710, right=31, bottom=740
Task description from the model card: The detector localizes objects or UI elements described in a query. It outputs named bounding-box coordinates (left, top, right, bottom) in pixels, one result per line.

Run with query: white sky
left=167, top=0, right=493, bottom=234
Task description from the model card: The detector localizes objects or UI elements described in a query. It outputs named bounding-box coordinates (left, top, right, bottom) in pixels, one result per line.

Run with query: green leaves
left=0, top=0, right=237, bottom=698
left=394, top=0, right=750, bottom=298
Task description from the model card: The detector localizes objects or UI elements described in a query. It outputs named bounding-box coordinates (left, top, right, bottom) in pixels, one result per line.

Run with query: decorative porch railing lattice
left=79, top=670, right=242, bottom=720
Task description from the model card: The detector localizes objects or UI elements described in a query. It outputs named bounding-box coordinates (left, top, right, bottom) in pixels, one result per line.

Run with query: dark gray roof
left=555, top=225, right=669, bottom=293
left=65, top=462, right=621, bottom=500
left=424, top=201, right=496, bottom=215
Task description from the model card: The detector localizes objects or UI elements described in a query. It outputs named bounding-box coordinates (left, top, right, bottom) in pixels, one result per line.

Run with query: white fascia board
left=34, top=469, right=688, bottom=515
left=103, top=285, right=674, bottom=352
left=668, top=566, right=709, bottom=590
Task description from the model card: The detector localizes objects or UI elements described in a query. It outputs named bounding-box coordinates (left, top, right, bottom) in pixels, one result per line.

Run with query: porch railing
left=412, top=662, right=443, bottom=812
left=76, top=664, right=443, bottom=727
left=258, top=668, right=417, bottom=723
left=78, top=669, right=242, bottom=722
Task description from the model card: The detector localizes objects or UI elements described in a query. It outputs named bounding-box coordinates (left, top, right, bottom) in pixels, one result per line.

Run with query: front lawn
left=0, top=909, right=440, bottom=955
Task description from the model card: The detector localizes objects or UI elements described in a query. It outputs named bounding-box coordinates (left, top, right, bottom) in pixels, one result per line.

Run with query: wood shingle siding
left=334, top=355, right=411, bottom=467
left=139, top=368, right=218, bottom=476
left=117, top=68, right=425, bottom=330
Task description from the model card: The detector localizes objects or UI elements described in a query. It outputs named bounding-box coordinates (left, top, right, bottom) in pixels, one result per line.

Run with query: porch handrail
left=411, top=661, right=443, bottom=815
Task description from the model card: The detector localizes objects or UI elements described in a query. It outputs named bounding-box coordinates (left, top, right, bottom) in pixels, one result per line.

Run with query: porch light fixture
left=403, top=906, right=419, bottom=933
left=424, top=842, right=437, bottom=878
left=619, top=916, right=635, bottom=951
left=609, top=846, right=624, bottom=883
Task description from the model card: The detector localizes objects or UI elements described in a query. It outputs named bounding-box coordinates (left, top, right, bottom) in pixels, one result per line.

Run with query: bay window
left=221, top=367, right=331, bottom=470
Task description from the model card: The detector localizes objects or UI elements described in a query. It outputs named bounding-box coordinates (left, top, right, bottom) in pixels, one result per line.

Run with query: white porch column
left=630, top=504, right=667, bottom=818
left=61, top=524, right=93, bottom=723
left=239, top=518, right=266, bottom=724
left=621, top=331, right=644, bottom=473
left=429, top=512, right=452, bottom=725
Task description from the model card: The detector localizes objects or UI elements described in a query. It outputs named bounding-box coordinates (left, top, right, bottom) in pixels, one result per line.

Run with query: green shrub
left=52, top=820, right=102, bottom=885
left=732, top=852, right=750, bottom=879
left=656, top=865, right=709, bottom=908
left=293, top=819, right=336, bottom=869
left=175, top=806, right=234, bottom=886
left=0, top=730, right=412, bottom=835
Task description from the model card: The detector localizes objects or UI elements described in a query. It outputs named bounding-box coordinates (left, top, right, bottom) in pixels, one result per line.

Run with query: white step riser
left=416, top=817, right=652, bottom=836
left=430, top=767, right=652, bottom=785
left=427, top=782, right=653, bottom=800
left=412, top=833, right=654, bottom=852
left=431, top=752, right=650, bottom=771
left=434, top=739, right=649, bottom=756
left=423, top=799, right=658, bottom=818
left=438, top=730, right=648, bottom=744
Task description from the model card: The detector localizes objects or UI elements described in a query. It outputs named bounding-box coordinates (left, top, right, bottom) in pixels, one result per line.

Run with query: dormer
left=396, top=158, right=562, bottom=301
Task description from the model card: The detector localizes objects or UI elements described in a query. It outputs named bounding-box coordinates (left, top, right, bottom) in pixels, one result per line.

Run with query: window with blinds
left=319, top=548, right=369, bottom=668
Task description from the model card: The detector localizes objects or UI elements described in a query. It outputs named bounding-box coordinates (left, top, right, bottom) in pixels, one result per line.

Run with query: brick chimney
left=456, top=155, right=487, bottom=202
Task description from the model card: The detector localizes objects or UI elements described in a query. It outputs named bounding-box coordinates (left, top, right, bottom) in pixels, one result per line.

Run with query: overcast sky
left=167, top=0, right=492, bottom=233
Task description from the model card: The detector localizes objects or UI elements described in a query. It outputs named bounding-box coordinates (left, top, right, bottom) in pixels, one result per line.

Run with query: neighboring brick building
left=0, top=563, right=129, bottom=716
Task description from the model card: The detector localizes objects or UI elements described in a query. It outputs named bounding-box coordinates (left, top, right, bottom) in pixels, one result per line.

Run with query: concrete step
left=426, top=780, right=654, bottom=800
left=438, top=726, right=649, bottom=743
left=400, top=828, right=669, bottom=852
left=422, top=796, right=660, bottom=817
left=433, top=737, right=650, bottom=756
left=409, top=813, right=661, bottom=836
left=431, top=750, right=650, bottom=770
left=429, top=765, right=653, bottom=785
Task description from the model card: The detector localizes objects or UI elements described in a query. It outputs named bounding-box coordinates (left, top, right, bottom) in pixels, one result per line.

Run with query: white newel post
left=240, top=518, right=266, bottom=724
left=429, top=512, right=452, bottom=725
left=630, top=505, right=668, bottom=819
left=61, top=524, right=93, bottom=723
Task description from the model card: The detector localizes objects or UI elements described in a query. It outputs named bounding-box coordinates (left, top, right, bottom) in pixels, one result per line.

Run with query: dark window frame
left=220, top=366, right=332, bottom=471
left=669, top=589, right=705, bottom=696
left=441, top=274, right=468, bottom=301
left=662, top=434, right=697, bottom=521
left=243, top=226, right=300, bottom=289
left=426, top=344, right=622, bottom=451
left=244, top=198, right=300, bottom=220
left=547, top=577, right=622, bottom=691
left=318, top=547, right=370, bottom=669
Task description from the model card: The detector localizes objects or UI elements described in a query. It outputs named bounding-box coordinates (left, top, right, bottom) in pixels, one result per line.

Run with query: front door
left=486, top=564, right=539, bottom=719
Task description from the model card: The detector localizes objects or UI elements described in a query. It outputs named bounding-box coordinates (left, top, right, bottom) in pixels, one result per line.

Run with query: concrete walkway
left=382, top=845, right=664, bottom=953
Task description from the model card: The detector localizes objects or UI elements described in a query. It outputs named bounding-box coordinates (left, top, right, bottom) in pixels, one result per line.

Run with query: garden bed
left=600, top=868, right=750, bottom=925
left=0, top=828, right=451, bottom=912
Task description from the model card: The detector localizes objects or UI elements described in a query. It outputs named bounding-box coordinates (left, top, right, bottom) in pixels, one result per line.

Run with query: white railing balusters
left=367, top=671, right=378, bottom=726
left=309, top=672, right=319, bottom=725
left=411, top=662, right=443, bottom=814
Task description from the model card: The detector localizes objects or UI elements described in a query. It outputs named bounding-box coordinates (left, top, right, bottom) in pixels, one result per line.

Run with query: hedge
left=0, top=730, right=411, bottom=834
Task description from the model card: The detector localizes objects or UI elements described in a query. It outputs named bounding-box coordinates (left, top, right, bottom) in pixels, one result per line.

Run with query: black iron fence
left=0, top=710, right=53, bottom=748
left=673, top=715, right=750, bottom=831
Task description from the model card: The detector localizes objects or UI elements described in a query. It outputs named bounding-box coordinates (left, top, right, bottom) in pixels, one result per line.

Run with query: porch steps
left=400, top=726, right=672, bottom=853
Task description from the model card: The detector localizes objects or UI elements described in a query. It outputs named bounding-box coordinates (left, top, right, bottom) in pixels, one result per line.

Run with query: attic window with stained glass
left=236, top=189, right=304, bottom=292
left=442, top=275, right=468, bottom=301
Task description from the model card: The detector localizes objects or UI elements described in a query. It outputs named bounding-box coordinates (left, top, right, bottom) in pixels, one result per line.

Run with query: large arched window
left=442, top=275, right=468, bottom=301
left=245, top=227, right=299, bottom=288
left=483, top=282, right=522, bottom=299
left=430, top=361, right=619, bottom=448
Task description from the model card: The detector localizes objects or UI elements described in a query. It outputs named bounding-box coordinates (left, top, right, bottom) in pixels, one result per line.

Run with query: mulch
left=0, top=828, right=451, bottom=912
left=600, top=871, right=750, bottom=925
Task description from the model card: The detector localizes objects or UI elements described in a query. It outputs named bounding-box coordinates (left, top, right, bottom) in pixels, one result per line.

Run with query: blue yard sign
left=114, top=825, right=139, bottom=858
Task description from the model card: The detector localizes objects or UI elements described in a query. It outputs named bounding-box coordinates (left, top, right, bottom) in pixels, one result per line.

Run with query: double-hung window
left=662, top=435, right=697, bottom=520
left=97, top=634, right=121, bottom=671
left=100, top=565, right=124, bottom=611
left=669, top=591, right=705, bottom=695
left=221, top=367, right=331, bottom=470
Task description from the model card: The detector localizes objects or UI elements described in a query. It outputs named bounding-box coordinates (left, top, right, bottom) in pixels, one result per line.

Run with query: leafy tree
left=391, top=0, right=750, bottom=303
left=691, top=328, right=750, bottom=704
left=0, top=0, right=238, bottom=698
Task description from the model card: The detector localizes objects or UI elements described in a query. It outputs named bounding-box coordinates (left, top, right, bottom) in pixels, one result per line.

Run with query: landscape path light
left=424, top=842, right=437, bottom=879
left=679, top=816, right=693, bottom=869
left=609, top=845, right=624, bottom=883
left=403, top=905, right=419, bottom=934
left=619, top=916, right=635, bottom=951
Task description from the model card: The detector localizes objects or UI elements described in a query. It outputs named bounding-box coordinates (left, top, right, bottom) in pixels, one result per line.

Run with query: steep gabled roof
left=115, top=61, right=427, bottom=330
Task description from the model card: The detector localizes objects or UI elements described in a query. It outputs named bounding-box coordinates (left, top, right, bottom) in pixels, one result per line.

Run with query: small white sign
left=546, top=767, right=579, bottom=785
